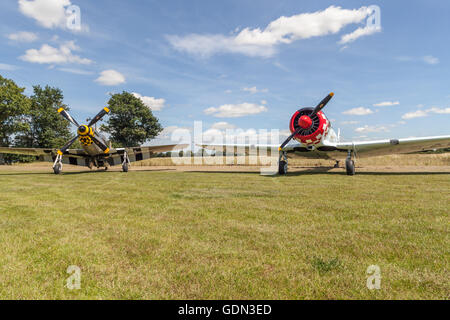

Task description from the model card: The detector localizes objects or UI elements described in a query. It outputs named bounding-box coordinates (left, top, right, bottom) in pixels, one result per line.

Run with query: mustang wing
left=336, top=135, right=450, bottom=157
left=0, top=147, right=88, bottom=157
left=106, top=144, right=188, bottom=166
left=0, top=147, right=55, bottom=156
left=0, top=147, right=91, bottom=166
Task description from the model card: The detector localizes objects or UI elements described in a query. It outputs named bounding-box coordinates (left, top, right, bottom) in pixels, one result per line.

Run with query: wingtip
left=329, top=92, right=334, bottom=97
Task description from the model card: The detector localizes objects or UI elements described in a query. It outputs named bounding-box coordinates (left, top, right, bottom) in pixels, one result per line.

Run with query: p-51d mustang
left=200, top=93, right=450, bottom=175
left=0, top=107, right=186, bottom=174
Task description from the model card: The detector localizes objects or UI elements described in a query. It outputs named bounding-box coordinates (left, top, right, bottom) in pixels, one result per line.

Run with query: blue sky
left=1, top=0, right=449, bottom=145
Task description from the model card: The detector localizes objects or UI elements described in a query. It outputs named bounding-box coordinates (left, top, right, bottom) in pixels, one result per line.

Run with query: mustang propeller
left=278, top=92, right=334, bottom=151
left=56, top=107, right=110, bottom=155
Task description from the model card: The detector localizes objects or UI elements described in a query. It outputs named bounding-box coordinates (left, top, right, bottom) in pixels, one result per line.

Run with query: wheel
left=122, top=162, right=129, bottom=172
left=53, top=163, right=62, bottom=174
left=345, top=158, right=355, bottom=176
left=278, top=160, right=288, bottom=175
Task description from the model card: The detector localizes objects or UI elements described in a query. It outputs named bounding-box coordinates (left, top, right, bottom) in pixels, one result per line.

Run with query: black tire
left=53, top=163, right=62, bottom=174
left=278, top=160, right=288, bottom=175
left=345, top=158, right=355, bottom=176
left=122, top=162, right=129, bottom=172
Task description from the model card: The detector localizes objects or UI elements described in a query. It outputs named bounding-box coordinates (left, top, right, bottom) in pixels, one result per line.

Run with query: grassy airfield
left=0, top=158, right=449, bottom=299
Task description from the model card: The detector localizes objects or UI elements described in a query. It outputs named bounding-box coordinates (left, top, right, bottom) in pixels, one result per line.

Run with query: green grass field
left=0, top=167, right=449, bottom=299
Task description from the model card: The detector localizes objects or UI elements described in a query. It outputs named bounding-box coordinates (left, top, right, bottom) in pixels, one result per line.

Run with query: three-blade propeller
left=56, top=107, right=110, bottom=155
left=278, top=92, right=334, bottom=151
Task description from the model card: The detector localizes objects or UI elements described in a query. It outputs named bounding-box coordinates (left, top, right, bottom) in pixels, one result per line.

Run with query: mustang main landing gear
left=53, top=153, right=63, bottom=174
left=122, top=152, right=130, bottom=172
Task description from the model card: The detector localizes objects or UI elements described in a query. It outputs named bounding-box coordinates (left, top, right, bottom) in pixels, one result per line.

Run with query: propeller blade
left=57, top=135, right=79, bottom=155
left=90, top=134, right=110, bottom=154
left=311, top=92, right=334, bottom=116
left=279, top=127, right=301, bottom=151
left=88, top=107, right=110, bottom=127
left=57, top=108, right=80, bottom=127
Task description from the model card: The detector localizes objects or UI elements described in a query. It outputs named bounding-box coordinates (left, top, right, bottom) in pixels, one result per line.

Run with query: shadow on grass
left=190, top=166, right=450, bottom=176
left=0, top=168, right=177, bottom=176
left=0, top=166, right=448, bottom=176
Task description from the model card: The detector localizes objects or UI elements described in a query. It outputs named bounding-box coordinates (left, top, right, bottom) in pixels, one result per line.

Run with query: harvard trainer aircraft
left=200, top=93, right=450, bottom=175
left=0, top=107, right=186, bottom=174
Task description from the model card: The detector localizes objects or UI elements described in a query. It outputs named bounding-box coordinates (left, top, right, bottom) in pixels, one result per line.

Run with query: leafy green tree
left=101, top=91, right=162, bottom=147
left=15, top=85, right=73, bottom=149
left=0, top=75, right=31, bottom=163
left=0, top=75, right=30, bottom=146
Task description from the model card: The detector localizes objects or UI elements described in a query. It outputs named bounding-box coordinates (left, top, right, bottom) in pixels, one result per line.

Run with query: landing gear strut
left=345, top=150, right=355, bottom=176
left=53, top=154, right=63, bottom=174
left=278, top=151, right=288, bottom=175
left=334, top=160, right=340, bottom=168
left=122, top=152, right=130, bottom=172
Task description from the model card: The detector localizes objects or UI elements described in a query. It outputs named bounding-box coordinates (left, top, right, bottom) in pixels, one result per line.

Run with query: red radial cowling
left=289, top=109, right=330, bottom=146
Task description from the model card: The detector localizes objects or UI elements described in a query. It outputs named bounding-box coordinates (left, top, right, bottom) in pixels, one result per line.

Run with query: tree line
left=0, top=74, right=162, bottom=162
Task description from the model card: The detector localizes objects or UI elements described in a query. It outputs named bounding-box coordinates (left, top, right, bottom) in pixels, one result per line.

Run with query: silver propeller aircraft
left=200, top=93, right=450, bottom=175
left=0, top=106, right=186, bottom=174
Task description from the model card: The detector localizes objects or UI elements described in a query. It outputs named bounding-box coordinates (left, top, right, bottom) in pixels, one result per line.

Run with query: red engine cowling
left=289, top=107, right=330, bottom=146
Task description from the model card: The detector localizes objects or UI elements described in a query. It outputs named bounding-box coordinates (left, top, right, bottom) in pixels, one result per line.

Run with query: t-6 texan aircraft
left=200, top=93, right=450, bottom=175
left=0, top=107, right=185, bottom=174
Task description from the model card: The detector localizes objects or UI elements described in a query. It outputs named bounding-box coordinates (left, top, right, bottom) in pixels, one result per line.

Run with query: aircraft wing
left=0, top=147, right=92, bottom=167
left=199, top=144, right=279, bottom=155
left=0, top=147, right=55, bottom=156
left=199, top=135, right=450, bottom=160
left=0, top=147, right=88, bottom=157
left=106, top=144, right=189, bottom=166
left=335, top=135, right=450, bottom=157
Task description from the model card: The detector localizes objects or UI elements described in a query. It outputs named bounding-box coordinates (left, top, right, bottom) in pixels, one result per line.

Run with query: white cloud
left=397, top=55, right=440, bottom=65
left=261, top=100, right=267, bottom=105
left=355, top=125, right=389, bottom=133
left=58, top=67, right=93, bottom=75
left=340, top=120, right=359, bottom=125
left=18, top=0, right=70, bottom=29
left=7, top=31, right=38, bottom=42
left=210, top=122, right=236, bottom=130
left=339, top=25, right=381, bottom=44
left=342, top=107, right=374, bottom=116
left=132, top=92, right=165, bottom=111
left=402, top=110, right=428, bottom=120
left=401, top=107, right=450, bottom=120
left=204, top=103, right=268, bottom=118
left=0, top=63, right=18, bottom=71
left=225, top=89, right=232, bottom=94
left=95, top=70, right=126, bottom=86
left=423, top=55, right=439, bottom=65
left=20, top=41, right=92, bottom=64
left=168, top=6, right=374, bottom=57
left=242, top=86, right=269, bottom=94
left=373, top=101, right=400, bottom=107
left=427, top=107, right=450, bottom=114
